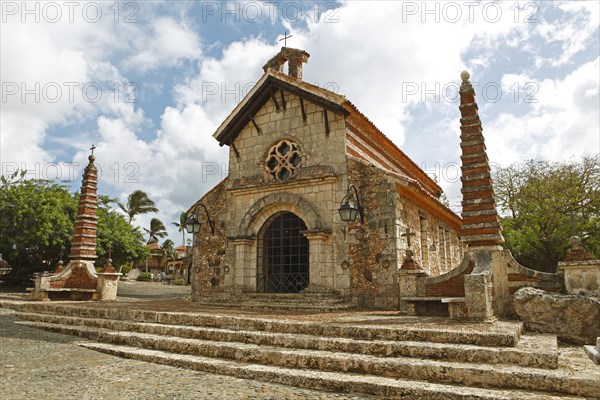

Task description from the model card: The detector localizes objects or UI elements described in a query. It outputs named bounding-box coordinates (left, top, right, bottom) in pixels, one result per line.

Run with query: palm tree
left=172, top=211, right=188, bottom=249
left=144, top=218, right=167, bottom=244
left=161, top=239, right=175, bottom=269
left=118, top=190, right=159, bottom=224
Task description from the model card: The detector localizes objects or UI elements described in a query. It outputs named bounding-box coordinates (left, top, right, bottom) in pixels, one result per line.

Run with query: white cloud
left=533, top=1, right=599, bottom=67
left=487, top=58, right=600, bottom=164
left=123, top=17, right=202, bottom=72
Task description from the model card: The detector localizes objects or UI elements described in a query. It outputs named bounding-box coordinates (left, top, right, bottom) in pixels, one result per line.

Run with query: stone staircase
left=3, top=301, right=599, bottom=399
left=194, top=292, right=356, bottom=312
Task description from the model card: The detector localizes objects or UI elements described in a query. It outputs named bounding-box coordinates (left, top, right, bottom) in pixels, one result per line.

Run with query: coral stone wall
left=346, top=158, right=399, bottom=308
left=191, top=180, right=228, bottom=300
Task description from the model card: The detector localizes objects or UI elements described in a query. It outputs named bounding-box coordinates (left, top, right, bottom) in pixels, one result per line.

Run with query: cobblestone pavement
left=0, top=309, right=375, bottom=400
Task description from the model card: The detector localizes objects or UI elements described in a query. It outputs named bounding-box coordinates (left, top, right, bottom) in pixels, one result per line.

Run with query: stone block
left=513, top=287, right=600, bottom=345
left=559, top=260, right=600, bottom=297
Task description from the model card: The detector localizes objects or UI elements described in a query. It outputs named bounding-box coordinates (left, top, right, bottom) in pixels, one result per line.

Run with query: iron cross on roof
left=401, top=228, right=417, bottom=248
left=90, top=144, right=96, bottom=156
left=279, top=30, right=292, bottom=47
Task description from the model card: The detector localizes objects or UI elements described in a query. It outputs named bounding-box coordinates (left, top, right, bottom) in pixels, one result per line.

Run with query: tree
left=160, top=239, right=175, bottom=267
left=144, top=218, right=167, bottom=244
left=493, top=156, right=600, bottom=272
left=96, top=201, right=150, bottom=271
left=0, top=174, right=77, bottom=283
left=118, top=190, right=158, bottom=224
left=172, top=211, right=188, bottom=247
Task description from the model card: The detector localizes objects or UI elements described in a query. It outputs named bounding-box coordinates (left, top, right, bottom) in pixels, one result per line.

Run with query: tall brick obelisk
left=69, top=146, right=99, bottom=261
left=459, top=71, right=504, bottom=247
left=31, top=145, right=111, bottom=300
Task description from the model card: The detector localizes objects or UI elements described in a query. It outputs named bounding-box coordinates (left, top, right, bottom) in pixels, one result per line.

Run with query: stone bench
left=400, top=297, right=466, bottom=318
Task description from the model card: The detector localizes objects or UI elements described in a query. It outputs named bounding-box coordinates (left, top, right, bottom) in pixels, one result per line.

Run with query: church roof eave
left=213, top=69, right=349, bottom=147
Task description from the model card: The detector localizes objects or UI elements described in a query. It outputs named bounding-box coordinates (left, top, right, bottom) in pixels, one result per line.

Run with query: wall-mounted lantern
left=338, top=184, right=364, bottom=224
left=186, top=203, right=215, bottom=235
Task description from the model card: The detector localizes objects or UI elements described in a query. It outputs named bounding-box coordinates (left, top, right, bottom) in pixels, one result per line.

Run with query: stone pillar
left=303, top=230, right=332, bottom=293
left=96, top=273, right=121, bottom=300
left=397, top=250, right=428, bottom=314
left=96, top=258, right=122, bottom=301
left=558, top=236, right=600, bottom=297
left=231, top=237, right=255, bottom=293
left=464, top=248, right=497, bottom=320
left=464, top=273, right=494, bottom=320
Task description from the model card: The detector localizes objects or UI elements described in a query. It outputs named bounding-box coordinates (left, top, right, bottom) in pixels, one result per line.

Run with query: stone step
left=244, top=292, right=343, bottom=299
left=198, top=299, right=355, bottom=311
left=11, top=304, right=522, bottom=346
left=76, top=341, right=576, bottom=400
left=17, top=321, right=597, bottom=398
left=195, top=293, right=356, bottom=312
left=16, top=313, right=557, bottom=368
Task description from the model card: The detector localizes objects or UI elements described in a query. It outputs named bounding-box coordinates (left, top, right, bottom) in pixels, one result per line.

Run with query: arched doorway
left=257, top=211, right=309, bottom=293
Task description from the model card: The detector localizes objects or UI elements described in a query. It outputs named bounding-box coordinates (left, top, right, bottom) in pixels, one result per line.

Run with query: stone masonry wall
left=346, top=159, right=398, bottom=309
left=191, top=179, right=228, bottom=300
left=400, top=196, right=464, bottom=276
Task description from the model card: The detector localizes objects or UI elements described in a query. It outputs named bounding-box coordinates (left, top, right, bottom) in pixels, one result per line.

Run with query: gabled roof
left=214, top=70, right=349, bottom=146
left=212, top=69, right=443, bottom=199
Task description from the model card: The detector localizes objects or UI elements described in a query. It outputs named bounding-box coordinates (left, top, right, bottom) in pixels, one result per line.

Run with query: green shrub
left=137, top=272, right=152, bottom=281
left=120, top=264, right=132, bottom=274
left=174, top=278, right=186, bottom=286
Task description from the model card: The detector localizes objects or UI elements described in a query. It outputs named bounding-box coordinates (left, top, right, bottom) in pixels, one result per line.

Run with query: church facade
left=190, top=48, right=464, bottom=309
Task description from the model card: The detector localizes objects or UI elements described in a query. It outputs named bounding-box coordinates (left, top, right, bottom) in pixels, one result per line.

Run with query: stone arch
left=238, top=192, right=323, bottom=237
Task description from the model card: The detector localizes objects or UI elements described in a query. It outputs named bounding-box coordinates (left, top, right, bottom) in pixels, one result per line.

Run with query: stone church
left=189, top=48, right=465, bottom=309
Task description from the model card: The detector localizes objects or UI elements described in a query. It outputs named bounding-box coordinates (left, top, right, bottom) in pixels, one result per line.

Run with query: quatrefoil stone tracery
left=264, top=140, right=303, bottom=181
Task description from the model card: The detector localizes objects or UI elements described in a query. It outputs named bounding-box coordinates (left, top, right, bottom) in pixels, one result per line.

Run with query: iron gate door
left=257, top=212, right=309, bottom=293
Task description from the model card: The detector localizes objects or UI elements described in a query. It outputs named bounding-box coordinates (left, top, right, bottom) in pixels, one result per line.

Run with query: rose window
left=264, top=140, right=303, bottom=181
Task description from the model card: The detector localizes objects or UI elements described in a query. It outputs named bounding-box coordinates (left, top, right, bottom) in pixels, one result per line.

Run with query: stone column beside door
left=303, top=230, right=333, bottom=293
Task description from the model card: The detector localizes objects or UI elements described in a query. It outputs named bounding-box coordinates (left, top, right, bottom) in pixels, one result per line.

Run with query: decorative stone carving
left=513, top=287, right=600, bottom=345
left=264, top=139, right=303, bottom=182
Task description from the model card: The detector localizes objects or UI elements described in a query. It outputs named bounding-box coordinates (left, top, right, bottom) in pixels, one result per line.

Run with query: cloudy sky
left=1, top=1, right=598, bottom=244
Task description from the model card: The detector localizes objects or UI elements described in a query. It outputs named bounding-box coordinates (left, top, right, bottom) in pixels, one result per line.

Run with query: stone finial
left=458, top=71, right=504, bottom=247
left=54, top=260, right=64, bottom=273
left=69, top=146, right=99, bottom=261
left=101, top=258, right=117, bottom=273
left=564, top=236, right=596, bottom=262
left=263, top=47, right=310, bottom=79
